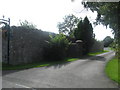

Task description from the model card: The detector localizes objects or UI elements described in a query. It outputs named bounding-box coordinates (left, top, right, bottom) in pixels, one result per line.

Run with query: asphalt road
left=2, top=51, right=118, bottom=88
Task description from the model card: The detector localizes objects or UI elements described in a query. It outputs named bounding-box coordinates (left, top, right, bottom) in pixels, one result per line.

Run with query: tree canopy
left=81, top=2, right=120, bottom=57
left=82, top=2, right=119, bottom=37
left=74, top=16, right=94, bottom=54
left=57, top=14, right=80, bottom=36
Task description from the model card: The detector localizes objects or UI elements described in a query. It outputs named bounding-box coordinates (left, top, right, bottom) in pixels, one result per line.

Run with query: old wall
left=67, top=40, right=83, bottom=58
left=2, top=26, right=104, bottom=65
left=2, top=26, right=51, bottom=65
left=90, top=40, right=104, bottom=53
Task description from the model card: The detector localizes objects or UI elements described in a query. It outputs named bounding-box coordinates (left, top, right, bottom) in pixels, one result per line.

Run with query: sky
left=0, top=0, right=114, bottom=40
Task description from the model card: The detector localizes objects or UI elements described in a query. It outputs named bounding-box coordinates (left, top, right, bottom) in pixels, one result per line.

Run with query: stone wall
left=90, top=40, right=104, bottom=53
left=67, top=40, right=83, bottom=58
left=2, top=26, right=104, bottom=65
left=2, top=26, right=51, bottom=65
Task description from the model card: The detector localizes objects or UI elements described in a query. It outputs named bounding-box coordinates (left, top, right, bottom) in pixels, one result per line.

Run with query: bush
left=103, top=36, right=113, bottom=47
left=43, top=34, right=69, bottom=61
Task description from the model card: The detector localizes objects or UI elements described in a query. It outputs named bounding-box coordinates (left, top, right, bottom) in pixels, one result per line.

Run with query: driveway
left=2, top=51, right=118, bottom=88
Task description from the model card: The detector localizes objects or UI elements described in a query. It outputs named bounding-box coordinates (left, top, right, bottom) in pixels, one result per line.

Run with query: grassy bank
left=2, top=58, right=79, bottom=70
left=88, top=50, right=109, bottom=56
left=105, top=57, right=119, bottom=84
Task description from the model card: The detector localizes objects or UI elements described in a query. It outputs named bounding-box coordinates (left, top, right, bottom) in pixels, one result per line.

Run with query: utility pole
left=7, top=18, right=10, bottom=64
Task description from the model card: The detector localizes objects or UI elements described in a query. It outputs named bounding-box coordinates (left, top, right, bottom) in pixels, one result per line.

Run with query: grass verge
left=88, top=50, right=109, bottom=56
left=105, top=57, right=120, bottom=84
left=2, top=58, right=79, bottom=70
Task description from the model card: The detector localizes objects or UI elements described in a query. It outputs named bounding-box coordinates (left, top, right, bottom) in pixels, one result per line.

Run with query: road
left=2, top=51, right=118, bottom=88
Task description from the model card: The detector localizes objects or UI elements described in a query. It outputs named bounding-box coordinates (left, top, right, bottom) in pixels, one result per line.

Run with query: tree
left=74, top=16, right=94, bottom=54
left=81, top=2, right=120, bottom=57
left=103, top=36, right=113, bottom=47
left=19, top=20, right=37, bottom=29
left=74, top=20, right=83, bottom=40
left=82, top=2, right=119, bottom=36
left=57, top=14, right=80, bottom=36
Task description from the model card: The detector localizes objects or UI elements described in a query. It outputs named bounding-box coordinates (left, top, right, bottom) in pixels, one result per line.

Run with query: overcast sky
left=0, top=0, right=114, bottom=40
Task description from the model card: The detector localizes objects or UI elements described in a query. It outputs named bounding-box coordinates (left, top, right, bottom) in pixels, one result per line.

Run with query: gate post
left=0, top=17, right=11, bottom=64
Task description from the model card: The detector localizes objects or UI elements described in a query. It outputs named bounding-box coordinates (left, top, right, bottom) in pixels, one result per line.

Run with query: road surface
left=2, top=51, right=118, bottom=88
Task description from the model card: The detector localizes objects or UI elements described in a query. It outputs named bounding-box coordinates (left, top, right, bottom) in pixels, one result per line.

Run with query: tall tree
left=74, top=16, right=94, bottom=54
left=74, top=20, right=83, bottom=40
left=57, top=14, right=80, bottom=36
left=81, top=2, right=120, bottom=56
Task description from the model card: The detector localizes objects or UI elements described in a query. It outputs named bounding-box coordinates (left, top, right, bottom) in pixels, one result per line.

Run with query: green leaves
left=82, top=2, right=119, bottom=56
left=57, top=14, right=80, bottom=36
left=74, top=16, right=94, bottom=54
left=43, top=34, right=70, bottom=61
left=49, top=34, right=69, bottom=49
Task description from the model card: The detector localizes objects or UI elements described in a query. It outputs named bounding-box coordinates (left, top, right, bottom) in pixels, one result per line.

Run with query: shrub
left=43, top=34, right=69, bottom=61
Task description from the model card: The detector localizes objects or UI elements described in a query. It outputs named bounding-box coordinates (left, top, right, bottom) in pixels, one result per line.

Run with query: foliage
left=74, top=16, right=94, bottom=54
left=81, top=2, right=120, bottom=57
left=103, top=36, right=113, bottom=47
left=43, top=34, right=70, bottom=61
left=19, top=20, right=37, bottom=29
left=74, top=20, right=83, bottom=40
left=49, top=34, right=70, bottom=48
left=82, top=2, right=119, bottom=32
left=57, top=14, right=80, bottom=36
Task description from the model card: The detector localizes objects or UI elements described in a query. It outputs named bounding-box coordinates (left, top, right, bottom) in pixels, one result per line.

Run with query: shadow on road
left=2, top=61, right=73, bottom=76
left=2, top=70, right=22, bottom=76
left=89, top=56, right=106, bottom=61
left=2, top=55, right=106, bottom=76
left=80, top=55, right=106, bottom=61
left=45, top=55, right=106, bottom=69
left=46, top=61, right=72, bottom=69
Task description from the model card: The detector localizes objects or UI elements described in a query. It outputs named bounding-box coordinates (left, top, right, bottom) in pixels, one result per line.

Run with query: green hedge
left=43, top=34, right=70, bottom=61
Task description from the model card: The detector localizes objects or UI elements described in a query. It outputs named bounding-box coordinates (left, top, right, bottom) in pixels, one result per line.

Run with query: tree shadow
left=2, top=60, right=73, bottom=76
left=89, top=56, right=106, bottom=61
left=80, top=55, right=106, bottom=61
left=45, top=60, right=73, bottom=69
left=2, top=63, right=38, bottom=76
left=2, top=69, right=24, bottom=76
left=2, top=55, right=106, bottom=76
left=44, top=56, right=105, bottom=70
left=45, top=55, right=106, bottom=69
